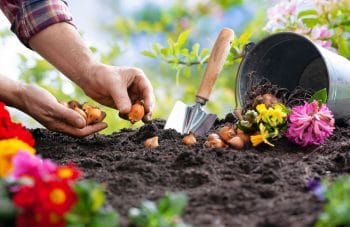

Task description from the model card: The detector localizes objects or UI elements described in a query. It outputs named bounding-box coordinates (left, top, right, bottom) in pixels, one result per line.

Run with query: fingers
left=51, top=122, right=108, bottom=137
left=142, top=89, right=155, bottom=122
left=118, top=112, right=128, bottom=121
left=110, top=86, right=132, bottom=116
left=55, top=102, right=86, bottom=128
left=133, top=70, right=155, bottom=122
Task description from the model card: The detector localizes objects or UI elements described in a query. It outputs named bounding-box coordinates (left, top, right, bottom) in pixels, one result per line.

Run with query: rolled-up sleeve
left=0, top=0, right=75, bottom=47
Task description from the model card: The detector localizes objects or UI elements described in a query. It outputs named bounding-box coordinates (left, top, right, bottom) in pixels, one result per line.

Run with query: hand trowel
left=164, top=28, right=234, bottom=136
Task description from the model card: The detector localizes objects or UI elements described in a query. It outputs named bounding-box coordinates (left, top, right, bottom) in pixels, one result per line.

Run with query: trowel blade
left=164, top=101, right=188, bottom=133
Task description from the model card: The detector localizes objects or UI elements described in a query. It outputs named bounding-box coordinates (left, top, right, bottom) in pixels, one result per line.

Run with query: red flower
left=13, top=178, right=77, bottom=226
left=0, top=102, right=35, bottom=146
left=0, top=102, right=11, bottom=122
left=16, top=211, right=37, bottom=227
left=37, top=180, right=77, bottom=215
left=16, top=210, right=65, bottom=227
left=13, top=185, right=36, bottom=209
left=56, top=164, right=81, bottom=181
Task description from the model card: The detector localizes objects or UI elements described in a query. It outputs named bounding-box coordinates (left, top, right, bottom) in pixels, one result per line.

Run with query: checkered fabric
left=0, top=0, right=74, bottom=47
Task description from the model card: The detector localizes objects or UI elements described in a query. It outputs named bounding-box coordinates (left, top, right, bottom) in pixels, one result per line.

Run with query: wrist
left=12, top=82, right=28, bottom=112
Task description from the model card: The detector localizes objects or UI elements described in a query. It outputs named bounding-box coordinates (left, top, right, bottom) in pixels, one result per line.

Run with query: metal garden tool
left=164, top=28, right=234, bottom=136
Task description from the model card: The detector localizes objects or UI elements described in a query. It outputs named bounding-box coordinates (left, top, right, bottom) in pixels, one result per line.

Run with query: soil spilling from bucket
left=32, top=116, right=350, bottom=227
left=241, top=72, right=314, bottom=112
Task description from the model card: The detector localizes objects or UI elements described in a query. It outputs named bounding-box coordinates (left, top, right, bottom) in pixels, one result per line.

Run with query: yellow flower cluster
left=250, top=103, right=288, bottom=147
left=256, top=104, right=287, bottom=127
left=0, top=138, right=36, bottom=177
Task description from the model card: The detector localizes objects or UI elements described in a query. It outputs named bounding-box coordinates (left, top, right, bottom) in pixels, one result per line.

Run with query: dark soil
left=32, top=117, right=350, bottom=227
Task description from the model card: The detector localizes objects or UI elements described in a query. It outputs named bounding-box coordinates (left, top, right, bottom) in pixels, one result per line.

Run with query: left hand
left=18, top=84, right=107, bottom=137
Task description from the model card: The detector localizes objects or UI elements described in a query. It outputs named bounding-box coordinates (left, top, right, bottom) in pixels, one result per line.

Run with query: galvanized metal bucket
left=236, top=32, right=350, bottom=123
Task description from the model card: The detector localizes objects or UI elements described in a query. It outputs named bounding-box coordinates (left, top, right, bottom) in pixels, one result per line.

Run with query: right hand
left=18, top=84, right=107, bottom=137
left=80, top=64, right=155, bottom=122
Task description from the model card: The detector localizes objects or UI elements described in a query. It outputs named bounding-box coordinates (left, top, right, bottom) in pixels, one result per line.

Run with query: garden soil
left=32, top=116, right=350, bottom=227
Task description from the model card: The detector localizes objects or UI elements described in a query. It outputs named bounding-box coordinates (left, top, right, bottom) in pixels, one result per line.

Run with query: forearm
left=0, top=75, right=24, bottom=108
left=28, top=22, right=97, bottom=89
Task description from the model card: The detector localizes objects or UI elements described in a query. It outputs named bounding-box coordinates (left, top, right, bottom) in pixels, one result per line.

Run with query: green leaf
left=167, top=38, right=176, bottom=54
left=190, top=43, right=200, bottom=57
left=338, top=37, right=350, bottom=58
left=297, top=9, right=318, bottom=19
left=176, top=30, right=190, bottom=48
left=90, top=208, right=119, bottom=227
left=238, top=31, right=251, bottom=45
left=315, top=176, right=350, bottom=226
left=199, top=49, right=209, bottom=58
left=301, top=18, right=318, bottom=28
left=67, top=180, right=118, bottom=226
left=152, top=43, right=162, bottom=54
left=0, top=181, right=16, bottom=219
left=128, top=192, right=190, bottom=227
left=158, top=192, right=187, bottom=218
left=91, top=187, right=105, bottom=211
left=309, top=88, right=328, bottom=104
left=90, top=46, right=98, bottom=53
left=160, top=48, right=170, bottom=57
left=141, top=50, right=157, bottom=58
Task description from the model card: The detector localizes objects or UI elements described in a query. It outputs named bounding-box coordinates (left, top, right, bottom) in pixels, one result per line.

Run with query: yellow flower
left=250, top=123, right=274, bottom=147
left=270, top=104, right=287, bottom=126
left=256, top=103, right=287, bottom=127
left=256, top=104, right=268, bottom=122
left=0, top=138, right=35, bottom=177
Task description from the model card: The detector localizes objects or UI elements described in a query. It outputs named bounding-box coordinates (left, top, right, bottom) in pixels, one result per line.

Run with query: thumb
left=55, top=103, right=86, bottom=128
left=111, top=87, right=132, bottom=115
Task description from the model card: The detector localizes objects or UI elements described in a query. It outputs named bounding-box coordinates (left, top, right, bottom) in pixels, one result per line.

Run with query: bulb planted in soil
left=144, top=136, right=159, bottom=148
left=183, top=133, right=197, bottom=145
left=204, top=138, right=228, bottom=148
left=218, top=125, right=236, bottom=142
left=207, top=133, right=220, bottom=141
left=128, top=101, right=145, bottom=124
left=236, top=129, right=250, bottom=144
left=227, top=136, right=245, bottom=150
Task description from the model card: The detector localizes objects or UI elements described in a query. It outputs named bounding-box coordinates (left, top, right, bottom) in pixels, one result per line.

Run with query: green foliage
left=309, top=88, right=328, bottom=104
left=0, top=180, right=16, bottom=219
left=66, top=180, right=118, bottom=227
left=110, top=0, right=243, bottom=38
left=316, top=175, right=350, bottom=227
left=128, top=192, right=190, bottom=227
left=142, top=30, right=210, bottom=84
left=265, top=0, right=350, bottom=59
left=142, top=30, right=252, bottom=85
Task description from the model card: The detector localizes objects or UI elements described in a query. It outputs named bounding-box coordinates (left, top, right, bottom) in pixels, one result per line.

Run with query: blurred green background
left=0, top=0, right=280, bottom=134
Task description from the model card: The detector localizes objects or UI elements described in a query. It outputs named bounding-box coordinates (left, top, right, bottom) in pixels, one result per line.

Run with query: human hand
left=18, top=84, right=107, bottom=137
left=81, top=64, right=155, bottom=122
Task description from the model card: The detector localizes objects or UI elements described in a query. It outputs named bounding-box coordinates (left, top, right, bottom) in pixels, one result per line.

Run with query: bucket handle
left=234, top=42, right=256, bottom=107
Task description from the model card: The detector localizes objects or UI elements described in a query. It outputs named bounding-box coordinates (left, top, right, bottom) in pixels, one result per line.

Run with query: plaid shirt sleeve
left=0, top=0, right=75, bottom=47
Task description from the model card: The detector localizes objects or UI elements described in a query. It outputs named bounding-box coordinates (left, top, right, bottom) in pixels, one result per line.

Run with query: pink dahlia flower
left=286, top=100, right=335, bottom=147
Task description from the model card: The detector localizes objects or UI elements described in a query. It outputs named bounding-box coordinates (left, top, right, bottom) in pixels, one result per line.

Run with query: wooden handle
left=196, top=28, right=234, bottom=103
